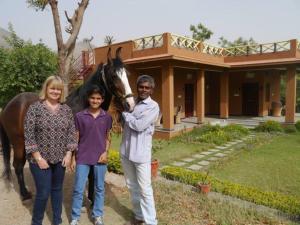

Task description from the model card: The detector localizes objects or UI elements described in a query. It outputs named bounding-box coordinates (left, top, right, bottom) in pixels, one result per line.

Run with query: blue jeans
left=121, top=156, right=157, bottom=225
left=29, top=162, right=65, bottom=225
left=71, top=163, right=107, bottom=220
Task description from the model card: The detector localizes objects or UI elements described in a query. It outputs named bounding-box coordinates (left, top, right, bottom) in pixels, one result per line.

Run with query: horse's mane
left=66, top=62, right=125, bottom=133
left=66, top=63, right=110, bottom=113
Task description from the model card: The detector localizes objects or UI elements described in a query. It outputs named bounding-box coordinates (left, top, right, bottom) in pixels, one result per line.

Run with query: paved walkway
left=169, top=133, right=257, bottom=171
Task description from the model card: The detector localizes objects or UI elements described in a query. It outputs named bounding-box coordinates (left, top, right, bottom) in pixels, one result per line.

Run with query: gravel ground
left=0, top=157, right=132, bottom=225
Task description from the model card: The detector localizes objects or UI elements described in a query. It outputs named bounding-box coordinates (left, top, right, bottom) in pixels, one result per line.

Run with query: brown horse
left=0, top=47, right=134, bottom=201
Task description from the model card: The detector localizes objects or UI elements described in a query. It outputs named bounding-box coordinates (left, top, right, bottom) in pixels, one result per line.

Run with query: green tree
left=218, top=36, right=257, bottom=47
left=0, top=26, right=57, bottom=107
left=190, top=23, right=213, bottom=42
left=26, top=0, right=89, bottom=93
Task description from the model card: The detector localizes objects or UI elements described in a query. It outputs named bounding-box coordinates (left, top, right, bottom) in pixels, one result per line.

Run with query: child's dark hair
left=85, top=85, right=105, bottom=108
left=86, top=85, right=106, bottom=98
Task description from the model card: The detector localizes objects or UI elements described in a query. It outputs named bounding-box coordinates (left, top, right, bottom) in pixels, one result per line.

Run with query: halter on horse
left=0, top=47, right=134, bottom=201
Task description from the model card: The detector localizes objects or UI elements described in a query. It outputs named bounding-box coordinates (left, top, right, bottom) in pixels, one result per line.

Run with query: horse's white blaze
left=117, top=68, right=135, bottom=111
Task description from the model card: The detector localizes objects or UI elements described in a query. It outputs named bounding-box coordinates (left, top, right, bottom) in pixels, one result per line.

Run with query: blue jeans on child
left=29, top=162, right=65, bottom=225
left=71, top=163, right=107, bottom=220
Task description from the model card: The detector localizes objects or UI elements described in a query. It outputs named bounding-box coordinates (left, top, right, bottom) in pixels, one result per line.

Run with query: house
left=83, top=33, right=300, bottom=139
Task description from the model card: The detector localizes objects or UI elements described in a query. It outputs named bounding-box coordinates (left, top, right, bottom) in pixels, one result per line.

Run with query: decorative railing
left=133, top=34, right=164, bottom=50
left=69, top=55, right=83, bottom=81
left=87, top=51, right=95, bottom=65
left=132, top=33, right=295, bottom=57
left=69, top=50, right=94, bottom=81
left=202, top=43, right=224, bottom=56
left=170, top=34, right=201, bottom=52
left=223, top=40, right=291, bottom=56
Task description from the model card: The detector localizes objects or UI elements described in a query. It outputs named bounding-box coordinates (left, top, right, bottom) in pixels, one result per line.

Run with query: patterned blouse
left=24, top=101, right=77, bottom=164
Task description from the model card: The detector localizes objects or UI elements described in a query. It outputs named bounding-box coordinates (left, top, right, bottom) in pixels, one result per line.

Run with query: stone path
left=170, top=133, right=257, bottom=171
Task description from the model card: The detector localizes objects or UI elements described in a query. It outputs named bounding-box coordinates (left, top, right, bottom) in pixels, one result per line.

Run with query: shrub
left=254, top=120, right=283, bottom=133
left=161, top=166, right=300, bottom=216
left=283, top=125, right=297, bottom=133
left=223, top=124, right=249, bottom=136
left=295, top=120, right=300, bottom=131
left=196, top=129, right=229, bottom=145
left=107, top=150, right=123, bottom=174
left=177, top=124, right=249, bottom=145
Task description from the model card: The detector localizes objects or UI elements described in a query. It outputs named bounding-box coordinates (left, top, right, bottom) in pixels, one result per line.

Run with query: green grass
left=210, top=133, right=300, bottom=198
left=153, top=181, right=296, bottom=225
left=110, top=133, right=212, bottom=166
left=111, top=129, right=300, bottom=198
left=109, top=180, right=297, bottom=225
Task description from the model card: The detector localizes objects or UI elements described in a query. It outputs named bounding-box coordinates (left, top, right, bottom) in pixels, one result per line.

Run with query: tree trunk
left=48, top=0, right=89, bottom=95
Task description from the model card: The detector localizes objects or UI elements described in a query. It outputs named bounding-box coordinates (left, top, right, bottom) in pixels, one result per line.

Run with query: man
left=121, top=75, right=159, bottom=225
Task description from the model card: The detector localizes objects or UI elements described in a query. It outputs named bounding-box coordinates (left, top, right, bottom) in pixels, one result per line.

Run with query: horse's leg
left=12, top=142, right=32, bottom=201
left=87, top=167, right=94, bottom=205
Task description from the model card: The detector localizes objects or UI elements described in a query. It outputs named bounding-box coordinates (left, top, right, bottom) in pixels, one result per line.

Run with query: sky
left=0, top=0, right=299, bottom=50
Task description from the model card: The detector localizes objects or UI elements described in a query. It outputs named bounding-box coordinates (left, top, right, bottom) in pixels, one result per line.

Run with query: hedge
left=161, top=166, right=300, bottom=216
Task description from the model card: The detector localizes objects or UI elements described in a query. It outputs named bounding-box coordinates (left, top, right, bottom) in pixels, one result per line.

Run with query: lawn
left=110, top=133, right=212, bottom=166
left=106, top=179, right=297, bottom=225
left=110, top=124, right=249, bottom=166
left=110, top=126, right=300, bottom=221
left=111, top=127, right=300, bottom=198
left=153, top=180, right=297, bottom=225
left=209, top=133, right=300, bottom=198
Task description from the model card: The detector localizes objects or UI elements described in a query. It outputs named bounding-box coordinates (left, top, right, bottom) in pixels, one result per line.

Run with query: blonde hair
left=39, top=75, right=65, bottom=102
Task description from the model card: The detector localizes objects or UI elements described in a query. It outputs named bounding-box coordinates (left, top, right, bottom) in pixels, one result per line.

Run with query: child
left=70, top=85, right=112, bottom=225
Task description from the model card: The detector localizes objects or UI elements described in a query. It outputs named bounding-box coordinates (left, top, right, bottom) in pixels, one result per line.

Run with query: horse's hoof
left=22, top=198, right=32, bottom=205
left=22, top=192, right=32, bottom=202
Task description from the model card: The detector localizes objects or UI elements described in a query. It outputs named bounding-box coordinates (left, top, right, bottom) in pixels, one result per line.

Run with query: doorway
left=242, top=83, right=259, bottom=116
left=185, top=83, right=194, bottom=117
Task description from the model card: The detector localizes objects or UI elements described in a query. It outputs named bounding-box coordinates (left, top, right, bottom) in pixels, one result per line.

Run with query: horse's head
left=102, top=47, right=135, bottom=112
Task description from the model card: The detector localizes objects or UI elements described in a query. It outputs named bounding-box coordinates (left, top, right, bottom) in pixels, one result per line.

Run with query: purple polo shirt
left=75, top=109, right=112, bottom=165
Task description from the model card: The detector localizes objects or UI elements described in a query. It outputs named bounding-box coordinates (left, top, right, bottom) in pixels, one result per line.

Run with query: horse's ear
left=107, top=47, right=112, bottom=65
left=116, top=47, right=122, bottom=60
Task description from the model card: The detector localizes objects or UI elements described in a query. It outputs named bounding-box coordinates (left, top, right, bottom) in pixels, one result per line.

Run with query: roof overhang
left=124, top=54, right=229, bottom=68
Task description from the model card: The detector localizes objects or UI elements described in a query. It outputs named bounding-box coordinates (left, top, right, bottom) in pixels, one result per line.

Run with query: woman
left=70, top=85, right=112, bottom=225
left=24, top=75, right=77, bottom=225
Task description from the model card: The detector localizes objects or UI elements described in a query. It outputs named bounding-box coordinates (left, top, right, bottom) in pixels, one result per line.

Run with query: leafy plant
left=283, top=125, right=297, bottom=133
left=107, top=150, right=122, bottom=174
left=200, top=170, right=210, bottom=185
left=295, top=120, right=300, bottom=131
left=254, top=120, right=283, bottom=133
left=176, top=124, right=249, bottom=145
left=0, top=24, right=57, bottom=107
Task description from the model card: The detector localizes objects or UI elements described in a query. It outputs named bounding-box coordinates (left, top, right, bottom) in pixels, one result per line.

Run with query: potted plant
left=197, top=171, right=211, bottom=194
left=151, top=140, right=162, bottom=179
left=271, top=101, right=282, bottom=117
left=151, top=159, right=159, bottom=179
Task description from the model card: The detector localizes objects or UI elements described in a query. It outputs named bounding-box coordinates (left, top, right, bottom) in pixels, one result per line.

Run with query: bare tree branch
left=28, top=0, right=90, bottom=91
left=65, top=0, right=89, bottom=51
left=64, top=11, right=72, bottom=23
